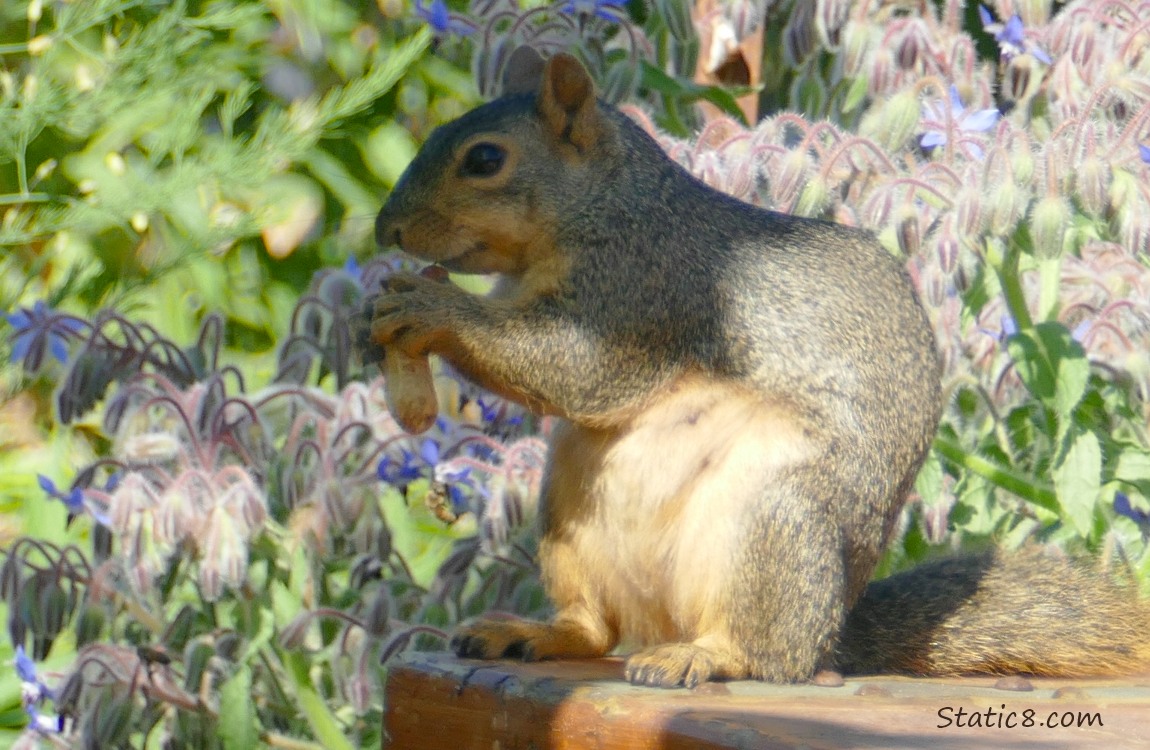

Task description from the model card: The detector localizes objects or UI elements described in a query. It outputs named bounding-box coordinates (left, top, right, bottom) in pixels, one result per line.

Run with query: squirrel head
left=375, top=48, right=619, bottom=276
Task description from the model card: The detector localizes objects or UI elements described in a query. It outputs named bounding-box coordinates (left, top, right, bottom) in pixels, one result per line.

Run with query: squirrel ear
left=502, top=46, right=546, bottom=95
left=538, top=53, right=600, bottom=151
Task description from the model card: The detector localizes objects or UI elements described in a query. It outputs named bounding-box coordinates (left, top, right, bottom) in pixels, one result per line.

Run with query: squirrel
left=366, top=47, right=1150, bottom=686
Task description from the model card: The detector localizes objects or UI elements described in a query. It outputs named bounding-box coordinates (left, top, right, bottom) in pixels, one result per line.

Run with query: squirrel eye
left=460, top=142, right=506, bottom=177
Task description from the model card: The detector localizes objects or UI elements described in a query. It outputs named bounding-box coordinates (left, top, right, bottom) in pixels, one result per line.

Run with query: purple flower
left=4, top=301, right=84, bottom=370
left=38, top=473, right=111, bottom=527
left=414, top=0, right=474, bottom=37
left=560, top=0, right=628, bottom=23
left=377, top=449, right=425, bottom=486
left=420, top=438, right=440, bottom=466
left=37, top=474, right=85, bottom=515
left=14, top=645, right=38, bottom=685
left=1139, top=144, right=1150, bottom=164
left=1115, top=492, right=1150, bottom=526
left=978, top=5, right=1052, bottom=64
left=15, top=645, right=61, bottom=733
left=920, top=85, right=1000, bottom=158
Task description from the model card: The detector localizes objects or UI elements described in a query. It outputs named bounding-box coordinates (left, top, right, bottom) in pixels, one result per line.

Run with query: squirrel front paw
left=369, top=272, right=461, bottom=356
left=452, top=614, right=610, bottom=662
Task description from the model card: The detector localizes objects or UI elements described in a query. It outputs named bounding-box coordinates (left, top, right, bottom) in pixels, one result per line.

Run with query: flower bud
left=987, top=186, right=1023, bottom=237
left=794, top=175, right=830, bottom=217
left=783, top=1, right=816, bottom=66
left=1010, top=142, right=1035, bottom=184
left=1016, top=0, right=1053, bottom=26
left=26, top=35, right=52, bottom=56
left=1108, top=167, right=1136, bottom=211
left=935, top=216, right=960, bottom=275
left=655, top=0, right=695, bottom=41
left=75, top=604, right=106, bottom=647
left=1029, top=195, right=1070, bottom=259
left=1075, top=155, right=1111, bottom=218
left=1005, top=55, right=1039, bottom=103
left=601, top=60, right=641, bottom=105
left=861, top=90, right=919, bottom=151
left=953, top=187, right=986, bottom=239
left=364, top=587, right=392, bottom=638
left=867, top=46, right=895, bottom=95
left=841, top=20, right=873, bottom=76
left=105, top=152, right=126, bottom=176
left=33, top=158, right=56, bottom=182
left=771, top=149, right=810, bottom=206
left=815, top=0, right=849, bottom=48
left=895, top=206, right=922, bottom=256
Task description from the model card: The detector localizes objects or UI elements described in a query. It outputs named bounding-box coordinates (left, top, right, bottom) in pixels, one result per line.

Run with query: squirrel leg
left=624, top=635, right=751, bottom=688
left=727, top=471, right=850, bottom=683
left=451, top=599, right=615, bottom=662
left=624, top=463, right=852, bottom=687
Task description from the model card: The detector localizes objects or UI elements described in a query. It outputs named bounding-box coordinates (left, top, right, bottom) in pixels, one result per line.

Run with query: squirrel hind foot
left=624, top=641, right=750, bottom=689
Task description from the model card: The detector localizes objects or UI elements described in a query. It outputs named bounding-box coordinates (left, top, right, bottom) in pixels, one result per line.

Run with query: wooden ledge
left=383, top=653, right=1150, bottom=749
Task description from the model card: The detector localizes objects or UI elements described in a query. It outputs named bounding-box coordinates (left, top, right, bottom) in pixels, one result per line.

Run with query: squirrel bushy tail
left=838, top=548, right=1150, bottom=677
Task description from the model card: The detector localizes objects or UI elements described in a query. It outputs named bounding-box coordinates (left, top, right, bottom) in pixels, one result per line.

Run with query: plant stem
left=933, top=436, right=1058, bottom=512
left=281, top=650, right=357, bottom=750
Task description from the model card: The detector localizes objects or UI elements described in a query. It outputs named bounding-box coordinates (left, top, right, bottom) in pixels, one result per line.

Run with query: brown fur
left=369, top=49, right=1149, bottom=686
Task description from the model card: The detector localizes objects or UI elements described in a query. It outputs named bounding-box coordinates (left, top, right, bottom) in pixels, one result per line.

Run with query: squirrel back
left=369, top=48, right=1150, bottom=685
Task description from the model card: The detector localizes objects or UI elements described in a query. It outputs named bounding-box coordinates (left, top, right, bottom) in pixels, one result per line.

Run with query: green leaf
left=841, top=75, right=869, bottom=114
left=1115, top=447, right=1150, bottom=499
left=1005, top=321, right=1088, bottom=418
left=1053, top=429, right=1101, bottom=538
left=914, top=449, right=943, bottom=505
left=639, top=62, right=749, bottom=126
left=283, top=651, right=356, bottom=750
left=219, top=665, right=260, bottom=750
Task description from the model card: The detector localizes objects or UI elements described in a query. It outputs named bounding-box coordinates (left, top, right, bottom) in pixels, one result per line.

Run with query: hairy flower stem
left=985, top=236, right=1035, bottom=331
left=933, top=435, right=1058, bottom=512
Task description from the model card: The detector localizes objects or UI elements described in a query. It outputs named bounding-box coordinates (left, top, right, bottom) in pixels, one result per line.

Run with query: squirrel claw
left=624, top=643, right=720, bottom=689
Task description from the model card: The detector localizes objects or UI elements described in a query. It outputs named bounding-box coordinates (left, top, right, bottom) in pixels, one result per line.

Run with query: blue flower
left=37, top=474, right=85, bottom=515
left=14, top=645, right=38, bottom=685
left=38, top=473, right=110, bottom=527
left=560, top=0, right=628, bottom=23
left=1140, top=144, right=1150, bottom=164
left=15, top=645, right=61, bottom=733
left=5, top=301, right=84, bottom=370
left=414, top=0, right=474, bottom=37
left=420, top=438, right=440, bottom=466
left=1115, top=492, right=1150, bottom=527
left=978, top=5, right=1052, bottom=64
left=377, top=449, right=425, bottom=486
left=919, top=85, right=1000, bottom=158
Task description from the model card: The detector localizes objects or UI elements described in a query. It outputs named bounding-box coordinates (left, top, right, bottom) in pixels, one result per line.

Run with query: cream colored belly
left=541, top=376, right=816, bottom=649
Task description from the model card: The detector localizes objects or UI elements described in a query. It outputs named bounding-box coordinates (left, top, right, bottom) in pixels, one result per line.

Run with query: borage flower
left=978, top=5, right=1052, bottom=64
left=919, top=85, right=1000, bottom=160
left=4, top=301, right=85, bottom=372
left=37, top=474, right=111, bottom=527
left=414, top=0, right=475, bottom=38
left=14, top=646, right=62, bottom=734
left=1115, top=492, right=1150, bottom=528
left=560, top=0, right=628, bottom=23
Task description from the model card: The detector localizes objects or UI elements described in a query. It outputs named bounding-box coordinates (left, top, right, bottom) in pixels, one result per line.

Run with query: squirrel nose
left=375, top=209, right=402, bottom=248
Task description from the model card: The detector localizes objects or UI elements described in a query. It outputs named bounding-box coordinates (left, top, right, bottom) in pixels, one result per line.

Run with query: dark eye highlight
left=460, top=142, right=506, bottom=177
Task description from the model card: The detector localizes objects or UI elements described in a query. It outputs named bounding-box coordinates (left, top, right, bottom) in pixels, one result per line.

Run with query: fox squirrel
left=367, top=48, right=1150, bottom=686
